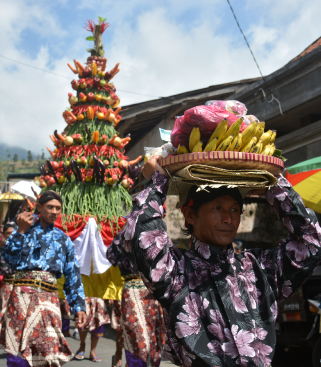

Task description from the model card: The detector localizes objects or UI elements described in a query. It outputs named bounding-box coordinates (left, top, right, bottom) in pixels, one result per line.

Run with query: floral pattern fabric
left=79, top=297, right=110, bottom=332
left=0, top=283, right=13, bottom=334
left=119, top=281, right=166, bottom=367
left=114, top=171, right=321, bottom=367
left=0, top=287, right=73, bottom=367
left=108, top=240, right=166, bottom=366
left=4, top=221, right=85, bottom=315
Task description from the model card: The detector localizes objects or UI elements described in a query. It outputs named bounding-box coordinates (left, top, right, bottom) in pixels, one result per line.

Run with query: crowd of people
left=0, top=156, right=320, bottom=367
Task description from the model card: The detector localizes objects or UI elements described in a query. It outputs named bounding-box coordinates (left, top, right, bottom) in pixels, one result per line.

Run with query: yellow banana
left=221, top=117, right=243, bottom=142
left=177, top=144, right=189, bottom=154
left=270, top=130, right=277, bottom=144
left=208, top=119, right=228, bottom=145
left=252, top=139, right=263, bottom=154
left=255, top=122, right=265, bottom=140
left=189, top=127, right=201, bottom=152
left=268, top=144, right=276, bottom=156
left=240, top=122, right=258, bottom=149
left=204, top=137, right=219, bottom=152
left=192, top=141, right=203, bottom=153
left=261, top=130, right=273, bottom=147
left=217, top=135, right=234, bottom=151
left=261, top=144, right=272, bottom=155
left=241, top=137, right=257, bottom=153
left=226, top=134, right=239, bottom=151
left=233, top=133, right=243, bottom=152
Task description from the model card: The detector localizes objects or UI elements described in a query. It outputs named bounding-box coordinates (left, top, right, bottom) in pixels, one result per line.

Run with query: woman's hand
left=142, top=156, right=168, bottom=180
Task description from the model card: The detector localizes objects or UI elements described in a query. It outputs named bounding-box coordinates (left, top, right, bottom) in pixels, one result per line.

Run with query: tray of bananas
left=159, top=117, right=284, bottom=176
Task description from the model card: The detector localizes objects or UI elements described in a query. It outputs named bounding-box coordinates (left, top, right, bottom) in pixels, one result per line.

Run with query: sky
left=0, top=0, right=320, bottom=155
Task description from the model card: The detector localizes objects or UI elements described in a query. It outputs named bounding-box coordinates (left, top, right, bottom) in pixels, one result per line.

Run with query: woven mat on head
left=167, top=164, right=278, bottom=206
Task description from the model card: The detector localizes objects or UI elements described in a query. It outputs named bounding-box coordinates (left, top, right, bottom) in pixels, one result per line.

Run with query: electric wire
left=0, top=88, right=44, bottom=126
left=0, top=54, right=161, bottom=98
left=226, top=0, right=273, bottom=95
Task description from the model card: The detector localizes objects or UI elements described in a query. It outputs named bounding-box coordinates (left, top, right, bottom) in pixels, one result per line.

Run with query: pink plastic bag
left=205, top=100, right=247, bottom=116
left=171, top=106, right=247, bottom=148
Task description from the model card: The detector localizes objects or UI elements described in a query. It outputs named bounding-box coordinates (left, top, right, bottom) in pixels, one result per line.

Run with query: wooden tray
left=159, top=151, right=284, bottom=176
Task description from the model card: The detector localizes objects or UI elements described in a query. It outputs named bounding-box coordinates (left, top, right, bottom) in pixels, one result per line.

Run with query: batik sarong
left=119, top=280, right=166, bottom=367
left=111, top=299, right=121, bottom=331
left=59, top=299, right=72, bottom=337
left=0, top=283, right=13, bottom=334
left=0, top=286, right=73, bottom=367
left=79, top=297, right=110, bottom=336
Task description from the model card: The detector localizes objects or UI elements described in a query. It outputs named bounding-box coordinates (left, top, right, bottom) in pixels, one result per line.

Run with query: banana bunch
left=176, top=118, right=277, bottom=156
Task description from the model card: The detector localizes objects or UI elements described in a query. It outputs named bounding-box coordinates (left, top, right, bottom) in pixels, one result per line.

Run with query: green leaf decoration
left=273, top=149, right=287, bottom=162
left=98, top=17, right=107, bottom=23
left=86, top=36, right=95, bottom=41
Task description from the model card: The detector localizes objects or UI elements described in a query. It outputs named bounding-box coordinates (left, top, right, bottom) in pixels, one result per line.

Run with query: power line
left=0, top=54, right=160, bottom=98
left=0, top=88, right=44, bottom=126
left=226, top=0, right=273, bottom=95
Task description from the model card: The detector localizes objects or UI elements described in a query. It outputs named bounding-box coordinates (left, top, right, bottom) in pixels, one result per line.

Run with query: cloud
left=0, top=0, right=319, bottom=154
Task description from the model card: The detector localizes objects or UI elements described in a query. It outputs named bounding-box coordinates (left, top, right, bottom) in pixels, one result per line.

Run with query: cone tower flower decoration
left=40, top=17, right=142, bottom=231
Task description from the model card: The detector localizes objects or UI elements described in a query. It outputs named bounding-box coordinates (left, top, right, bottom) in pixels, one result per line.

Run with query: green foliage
left=66, top=120, right=118, bottom=145
left=86, top=36, right=95, bottom=41
left=98, top=17, right=107, bottom=24
left=13, top=154, right=18, bottom=162
left=42, top=181, right=132, bottom=232
left=27, top=150, right=33, bottom=162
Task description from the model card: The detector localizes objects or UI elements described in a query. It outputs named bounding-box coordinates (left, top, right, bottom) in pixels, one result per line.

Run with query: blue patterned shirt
left=4, top=220, right=86, bottom=315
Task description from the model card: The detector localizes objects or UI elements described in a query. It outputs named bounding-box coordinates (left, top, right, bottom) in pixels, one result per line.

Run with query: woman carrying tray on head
left=111, top=155, right=321, bottom=367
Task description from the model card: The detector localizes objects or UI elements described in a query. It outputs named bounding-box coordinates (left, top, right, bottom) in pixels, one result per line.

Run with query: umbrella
left=285, top=156, right=321, bottom=213
left=10, top=181, right=41, bottom=200
left=0, top=192, right=24, bottom=202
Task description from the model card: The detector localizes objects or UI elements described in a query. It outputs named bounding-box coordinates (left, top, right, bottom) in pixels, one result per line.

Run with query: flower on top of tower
left=84, top=17, right=110, bottom=35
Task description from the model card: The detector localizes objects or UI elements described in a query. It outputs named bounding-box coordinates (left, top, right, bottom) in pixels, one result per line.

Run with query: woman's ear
left=182, top=206, right=196, bottom=226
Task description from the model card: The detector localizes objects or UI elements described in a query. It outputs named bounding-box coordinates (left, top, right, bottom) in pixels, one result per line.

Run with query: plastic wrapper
left=205, top=100, right=247, bottom=116
left=171, top=106, right=247, bottom=148
left=242, top=115, right=260, bottom=126
left=144, top=143, right=176, bottom=162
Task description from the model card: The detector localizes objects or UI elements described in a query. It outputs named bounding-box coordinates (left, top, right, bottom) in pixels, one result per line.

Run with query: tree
left=13, top=154, right=18, bottom=162
left=6, top=150, right=10, bottom=160
left=27, top=150, right=33, bottom=162
left=41, top=149, right=45, bottom=160
left=22, top=158, right=26, bottom=165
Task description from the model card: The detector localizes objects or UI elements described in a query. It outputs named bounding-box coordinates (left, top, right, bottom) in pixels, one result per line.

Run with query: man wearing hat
left=113, top=156, right=321, bottom=367
left=1, top=191, right=87, bottom=367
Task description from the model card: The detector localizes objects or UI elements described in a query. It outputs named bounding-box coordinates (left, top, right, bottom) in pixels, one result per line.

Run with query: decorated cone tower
left=39, top=17, right=142, bottom=330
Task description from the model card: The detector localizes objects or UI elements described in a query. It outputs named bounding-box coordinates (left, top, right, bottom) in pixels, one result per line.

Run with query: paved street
left=0, top=321, right=174, bottom=367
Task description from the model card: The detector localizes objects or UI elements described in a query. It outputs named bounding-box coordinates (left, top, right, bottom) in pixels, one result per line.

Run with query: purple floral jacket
left=113, top=171, right=321, bottom=367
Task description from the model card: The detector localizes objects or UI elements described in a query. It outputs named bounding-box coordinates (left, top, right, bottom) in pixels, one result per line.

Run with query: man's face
left=37, top=199, right=62, bottom=224
left=183, top=195, right=241, bottom=249
left=4, top=227, right=14, bottom=239
left=21, top=203, right=30, bottom=212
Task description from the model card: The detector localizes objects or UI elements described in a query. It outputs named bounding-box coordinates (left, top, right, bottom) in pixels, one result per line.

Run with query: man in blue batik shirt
left=1, top=191, right=87, bottom=367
